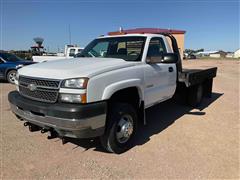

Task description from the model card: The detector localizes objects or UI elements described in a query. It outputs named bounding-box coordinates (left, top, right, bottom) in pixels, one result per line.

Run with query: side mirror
left=161, top=53, right=178, bottom=64
left=146, top=53, right=178, bottom=64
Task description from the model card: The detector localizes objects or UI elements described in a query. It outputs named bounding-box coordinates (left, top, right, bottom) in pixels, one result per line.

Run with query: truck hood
left=18, top=58, right=137, bottom=79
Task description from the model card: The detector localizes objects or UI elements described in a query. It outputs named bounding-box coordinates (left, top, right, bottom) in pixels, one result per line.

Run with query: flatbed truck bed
left=180, top=67, right=217, bottom=87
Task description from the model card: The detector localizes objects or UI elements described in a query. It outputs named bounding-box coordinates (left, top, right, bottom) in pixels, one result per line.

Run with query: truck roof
left=98, top=33, right=166, bottom=39
left=108, top=28, right=186, bottom=35
left=99, top=28, right=186, bottom=39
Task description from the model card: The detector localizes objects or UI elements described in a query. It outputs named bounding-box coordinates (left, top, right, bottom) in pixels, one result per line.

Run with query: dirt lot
left=0, top=59, right=239, bottom=179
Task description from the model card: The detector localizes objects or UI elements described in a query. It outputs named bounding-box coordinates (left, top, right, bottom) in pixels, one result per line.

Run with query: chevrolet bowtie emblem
left=28, top=84, right=37, bottom=91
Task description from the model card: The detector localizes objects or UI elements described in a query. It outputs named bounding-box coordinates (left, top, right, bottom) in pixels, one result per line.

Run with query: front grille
left=19, top=76, right=60, bottom=88
left=19, top=76, right=61, bottom=103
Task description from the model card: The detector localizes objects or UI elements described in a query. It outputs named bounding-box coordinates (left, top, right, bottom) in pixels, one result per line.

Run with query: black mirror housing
left=146, top=53, right=178, bottom=64
left=161, top=53, right=178, bottom=64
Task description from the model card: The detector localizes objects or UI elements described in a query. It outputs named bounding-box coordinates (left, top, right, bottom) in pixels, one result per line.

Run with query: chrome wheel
left=100, top=103, right=137, bottom=153
left=7, top=70, right=16, bottom=84
left=116, top=114, right=134, bottom=144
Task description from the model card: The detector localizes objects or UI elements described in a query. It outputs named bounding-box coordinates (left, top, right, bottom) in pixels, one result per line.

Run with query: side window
left=147, top=37, right=167, bottom=57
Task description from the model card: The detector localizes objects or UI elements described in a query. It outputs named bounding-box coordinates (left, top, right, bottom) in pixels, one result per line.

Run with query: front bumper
left=8, top=91, right=107, bottom=138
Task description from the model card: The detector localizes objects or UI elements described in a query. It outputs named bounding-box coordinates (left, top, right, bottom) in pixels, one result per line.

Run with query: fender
left=102, top=79, right=144, bottom=102
left=5, top=67, right=16, bottom=76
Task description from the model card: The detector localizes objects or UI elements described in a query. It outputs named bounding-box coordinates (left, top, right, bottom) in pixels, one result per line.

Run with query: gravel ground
left=0, top=59, right=239, bottom=179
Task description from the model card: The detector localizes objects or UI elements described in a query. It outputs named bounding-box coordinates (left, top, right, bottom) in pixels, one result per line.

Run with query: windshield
left=0, top=53, right=23, bottom=62
left=79, top=36, right=146, bottom=61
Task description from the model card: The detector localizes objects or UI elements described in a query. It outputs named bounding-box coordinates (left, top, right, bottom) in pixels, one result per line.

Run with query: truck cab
left=8, top=30, right=217, bottom=153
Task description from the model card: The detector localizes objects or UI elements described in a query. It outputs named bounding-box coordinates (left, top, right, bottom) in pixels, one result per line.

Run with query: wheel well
left=108, top=87, right=145, bottom=125
left=6, top=69, right=16, bottom=77
left=109, top=87, right=141, bottom=109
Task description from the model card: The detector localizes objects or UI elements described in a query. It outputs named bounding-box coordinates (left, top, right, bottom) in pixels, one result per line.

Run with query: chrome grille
left=19, top=76, right=60, bottom=88
left=19, top=76, right=61, bottom=103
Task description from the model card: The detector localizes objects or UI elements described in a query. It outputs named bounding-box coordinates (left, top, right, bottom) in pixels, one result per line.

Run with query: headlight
left=61, top=78, right=88, bottom=89
left=59, top=93, right=86, bottom=103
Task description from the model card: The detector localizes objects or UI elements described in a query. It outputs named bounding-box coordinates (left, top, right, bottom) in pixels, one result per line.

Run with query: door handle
left=168, top=67, right=174, bottom=72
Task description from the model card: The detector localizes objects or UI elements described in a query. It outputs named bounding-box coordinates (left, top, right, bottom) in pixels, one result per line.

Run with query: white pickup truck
left=9, top=31, right=217, bottom=153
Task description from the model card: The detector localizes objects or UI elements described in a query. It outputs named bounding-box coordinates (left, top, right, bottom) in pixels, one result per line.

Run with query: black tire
left=100, top=103, right=138, bottom=154
left=187, top=84, right=203, bottom=107
left=7, top=70, right=17, bottom=84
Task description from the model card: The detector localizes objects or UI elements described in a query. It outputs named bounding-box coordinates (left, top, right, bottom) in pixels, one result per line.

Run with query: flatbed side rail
left=179, top=67, right=217, bottom=87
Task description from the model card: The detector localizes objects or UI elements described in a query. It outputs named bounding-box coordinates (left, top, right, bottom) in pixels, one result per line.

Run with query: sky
left=0, top=0, right=239, bottom=52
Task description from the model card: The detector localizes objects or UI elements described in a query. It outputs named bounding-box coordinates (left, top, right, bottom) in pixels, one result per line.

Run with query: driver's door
left=144, top=37, right=177, bottom=108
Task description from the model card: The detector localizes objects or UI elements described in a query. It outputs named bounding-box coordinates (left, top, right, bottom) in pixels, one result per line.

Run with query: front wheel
left=100, top=103, right=138, bottom=154
left=7, top=70, right=17, bottom=84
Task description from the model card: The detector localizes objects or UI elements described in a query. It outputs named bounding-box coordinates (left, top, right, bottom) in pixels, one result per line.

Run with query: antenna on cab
left=119, top=27, right=123, bottom=33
